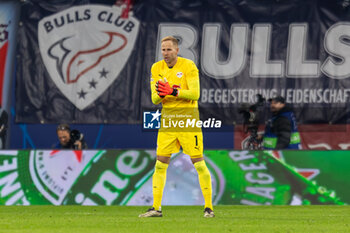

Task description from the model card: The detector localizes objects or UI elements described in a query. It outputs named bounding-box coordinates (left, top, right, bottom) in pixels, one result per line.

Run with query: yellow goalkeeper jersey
left=151, top=57, right=199, bottom=105
left=150, top=57, right=200, bottom=130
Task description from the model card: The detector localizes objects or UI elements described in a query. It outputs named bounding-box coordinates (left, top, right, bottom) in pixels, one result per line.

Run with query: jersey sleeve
left=177, top=61, right=200, bottom=101
left=150, top=64, right=163, bottom=105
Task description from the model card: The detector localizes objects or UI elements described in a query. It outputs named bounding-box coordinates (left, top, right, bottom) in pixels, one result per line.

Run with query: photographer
left=53, top=123, right=88, bottom=150
left=263, top=96, right=301, bottom=150
left=0, top=107, right=8, bottom=149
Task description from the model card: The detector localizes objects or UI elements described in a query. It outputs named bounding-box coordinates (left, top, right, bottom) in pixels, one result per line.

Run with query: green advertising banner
left=0, top=150, right=347, bottom=205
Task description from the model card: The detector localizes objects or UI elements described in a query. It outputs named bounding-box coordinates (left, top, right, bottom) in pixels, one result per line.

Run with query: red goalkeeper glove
left=156, top=80, right=178, bottom=97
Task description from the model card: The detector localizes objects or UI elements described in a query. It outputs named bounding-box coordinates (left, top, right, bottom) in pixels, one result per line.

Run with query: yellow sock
left=194, top=160, right=213, bottom=210
left=152, top=160, right=169, bottom=211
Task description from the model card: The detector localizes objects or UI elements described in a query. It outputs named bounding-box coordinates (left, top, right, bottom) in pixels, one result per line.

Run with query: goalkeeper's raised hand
left=156, top=80, right=178, bottom=97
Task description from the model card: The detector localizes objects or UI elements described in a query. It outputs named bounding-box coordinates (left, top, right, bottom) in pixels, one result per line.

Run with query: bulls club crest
left=38, top=5, right=139, bottom=110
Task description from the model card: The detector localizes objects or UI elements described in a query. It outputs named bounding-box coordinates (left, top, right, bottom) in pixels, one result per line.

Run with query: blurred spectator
left=263, top=96, right=301, bottom=149
left=0, top=107, right=8, bottom=149
left=53, top=123, right=88, bottom=150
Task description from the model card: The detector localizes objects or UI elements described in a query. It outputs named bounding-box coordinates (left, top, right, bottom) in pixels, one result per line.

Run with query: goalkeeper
left=139, top=36, right=214, bottom=218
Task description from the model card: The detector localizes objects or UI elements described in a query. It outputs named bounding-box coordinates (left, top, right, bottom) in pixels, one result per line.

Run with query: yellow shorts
left=156, top=131, right=203, bottom=158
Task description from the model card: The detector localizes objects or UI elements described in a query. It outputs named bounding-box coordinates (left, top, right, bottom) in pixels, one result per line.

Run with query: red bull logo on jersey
left=38, top=5, right=140, bottom=110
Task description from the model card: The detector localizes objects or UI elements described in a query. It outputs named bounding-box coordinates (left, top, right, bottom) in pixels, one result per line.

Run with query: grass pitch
left=0, top=205, right=349, bottom=233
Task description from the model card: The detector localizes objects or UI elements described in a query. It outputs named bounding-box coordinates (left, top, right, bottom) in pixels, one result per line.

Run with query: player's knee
left=195, top=166, right=204, bottom=173
left=157, top=155, right=171, bottom=164
left=194, top=160, right=208, bottom=173
left=155, top=160, right=169, bottom=172
left=191, top=156, right=203, bottom=164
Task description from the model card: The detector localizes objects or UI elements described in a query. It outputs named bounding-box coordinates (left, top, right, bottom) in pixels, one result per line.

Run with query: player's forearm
left=177, top=89, right=199, bottom=101
left=152, top=92, right=163, bottom=105
left=150, top=71, right=163, bottom=104
left=177, top=78, right=200, bottom=100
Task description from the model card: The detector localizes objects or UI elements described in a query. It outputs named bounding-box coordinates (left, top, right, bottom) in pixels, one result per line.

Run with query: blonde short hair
left=57, top=123, right=70, bottom=132
left=161, top=36, right=179, bottom=47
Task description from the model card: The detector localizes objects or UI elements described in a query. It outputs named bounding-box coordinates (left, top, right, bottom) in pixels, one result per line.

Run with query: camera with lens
left=69, top=129, right=84, bottom=149
left=238, top=94, right=265, bottom=149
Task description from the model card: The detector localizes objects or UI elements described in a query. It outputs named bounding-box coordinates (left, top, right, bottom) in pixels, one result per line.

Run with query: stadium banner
left=235, top=124, right=350, bottom=150
left=0, top=1, right=19, bottom=110
left=15, top=0, right=350, bottom=124
left=0, top=149, right=348, bottom=206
